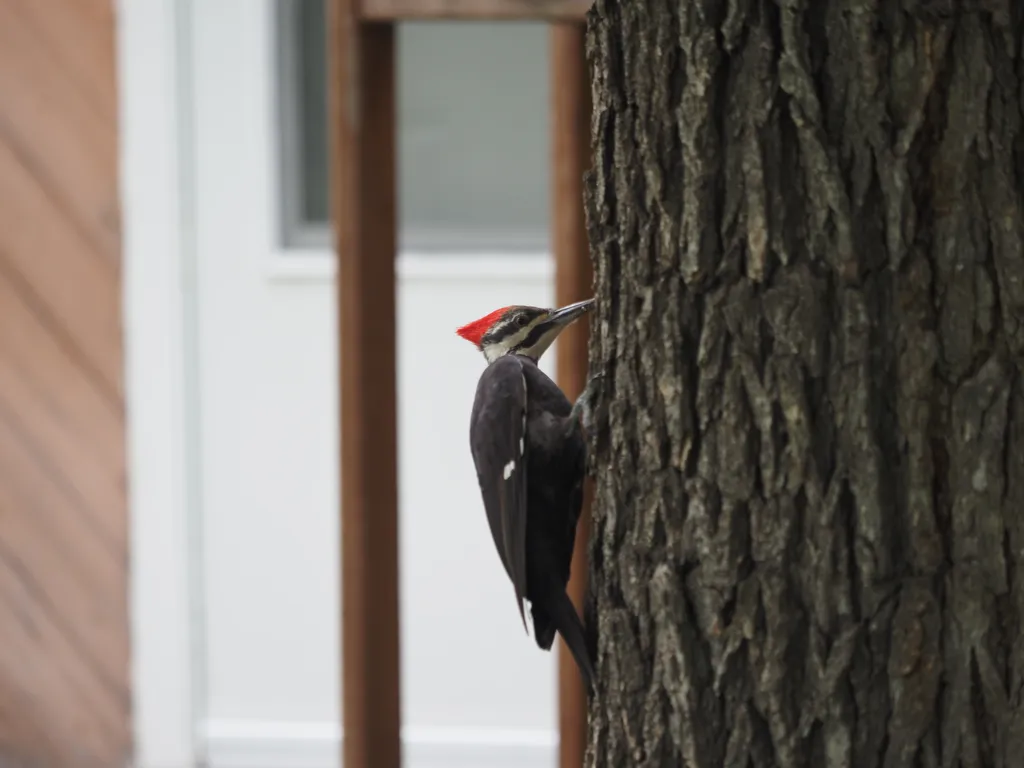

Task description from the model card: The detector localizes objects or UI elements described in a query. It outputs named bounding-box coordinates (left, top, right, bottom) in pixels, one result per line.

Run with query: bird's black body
left=468, top=353, right=595, bottom=688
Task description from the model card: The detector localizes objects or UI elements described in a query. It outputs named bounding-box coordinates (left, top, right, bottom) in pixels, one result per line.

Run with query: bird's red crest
left=456, top=306, right=511, bottom=346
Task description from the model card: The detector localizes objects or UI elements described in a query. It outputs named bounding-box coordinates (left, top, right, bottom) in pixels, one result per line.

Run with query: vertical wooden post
left=551, top=21, right=592, bottom=768
left=326, top=3, right=401, bottom=767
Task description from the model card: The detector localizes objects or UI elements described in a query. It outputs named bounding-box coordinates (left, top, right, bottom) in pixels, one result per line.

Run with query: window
left=276, top=0, right=551, bottom=252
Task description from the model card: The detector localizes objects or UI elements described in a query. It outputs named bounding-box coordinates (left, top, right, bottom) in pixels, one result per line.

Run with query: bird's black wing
left=469, top=354, right=530, bottom=633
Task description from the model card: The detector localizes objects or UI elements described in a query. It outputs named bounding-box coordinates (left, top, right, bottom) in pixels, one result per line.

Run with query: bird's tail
left=532, top=590, right=595, bottom=691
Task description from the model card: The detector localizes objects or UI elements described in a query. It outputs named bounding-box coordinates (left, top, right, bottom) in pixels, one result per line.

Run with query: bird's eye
left=516, top=315, right=529, bottom=327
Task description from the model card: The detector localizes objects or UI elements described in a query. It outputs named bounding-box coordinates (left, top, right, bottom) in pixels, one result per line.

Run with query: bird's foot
left=569, top=371, right=605, bottom=437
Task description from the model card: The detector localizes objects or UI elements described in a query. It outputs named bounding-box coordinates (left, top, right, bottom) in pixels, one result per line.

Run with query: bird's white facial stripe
left=514, top=326, right=561, bottom=361
left=482, top=309, right=564, bottom=362
left=483, top=322, right=533, bottom=363
left=503, top=459, right=515, bottom=480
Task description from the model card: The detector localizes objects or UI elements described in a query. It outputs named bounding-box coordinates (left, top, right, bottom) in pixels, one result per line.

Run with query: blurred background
left=1, top=0, right=567, bottom=765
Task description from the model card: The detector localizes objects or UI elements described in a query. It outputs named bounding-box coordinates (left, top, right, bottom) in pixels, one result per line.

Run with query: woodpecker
left=456, top=298, right=599, bottom=690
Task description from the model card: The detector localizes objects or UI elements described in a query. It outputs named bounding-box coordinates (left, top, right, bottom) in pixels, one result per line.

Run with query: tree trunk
left=582, top=1, right=1024, bottom=766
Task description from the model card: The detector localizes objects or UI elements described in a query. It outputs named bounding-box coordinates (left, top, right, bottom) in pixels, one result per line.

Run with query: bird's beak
left=543, top=298, right=595, bottom=330
left=514, top=298, right=595, bottom=361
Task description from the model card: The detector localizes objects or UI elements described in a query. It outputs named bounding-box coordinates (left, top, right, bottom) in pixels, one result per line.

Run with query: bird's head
left=456, top=298, right=595, bottom=363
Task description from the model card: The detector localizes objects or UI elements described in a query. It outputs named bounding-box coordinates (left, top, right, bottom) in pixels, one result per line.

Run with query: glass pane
left=297, top=0, right=329, bottom=225
left=278, top=1, right=550, bottom=252
left=398, top=22, right=550, bottom=251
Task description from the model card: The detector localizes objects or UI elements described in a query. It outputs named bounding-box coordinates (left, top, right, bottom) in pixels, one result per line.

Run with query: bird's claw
left=572, top=372, right=605, bottom=432
left=569, top=372, right=606, bottom=482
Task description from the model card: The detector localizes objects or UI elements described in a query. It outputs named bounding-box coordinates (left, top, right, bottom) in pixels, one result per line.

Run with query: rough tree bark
left=582, top=1, right=1024, bottom=766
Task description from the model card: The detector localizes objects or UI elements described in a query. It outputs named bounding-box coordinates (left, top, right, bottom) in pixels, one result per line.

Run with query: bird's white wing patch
left=503, top=459, right=515, bottom=480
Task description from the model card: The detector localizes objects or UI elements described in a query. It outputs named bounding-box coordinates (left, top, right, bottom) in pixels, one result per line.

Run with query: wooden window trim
left=327, top=2, right=591, bottom=766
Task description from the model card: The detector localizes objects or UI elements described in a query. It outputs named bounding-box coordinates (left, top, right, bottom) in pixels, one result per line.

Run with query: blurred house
left=1, top=0, right=564, bottom=766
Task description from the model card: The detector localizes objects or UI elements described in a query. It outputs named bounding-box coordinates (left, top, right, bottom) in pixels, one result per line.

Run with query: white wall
left=120, top=1, right=567, bottom=766
left=198, top=264, right=560, bottom=768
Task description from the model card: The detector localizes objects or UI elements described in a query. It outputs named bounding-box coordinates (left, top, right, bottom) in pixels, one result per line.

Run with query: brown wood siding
left=0, top=0, right=130, bottom=766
